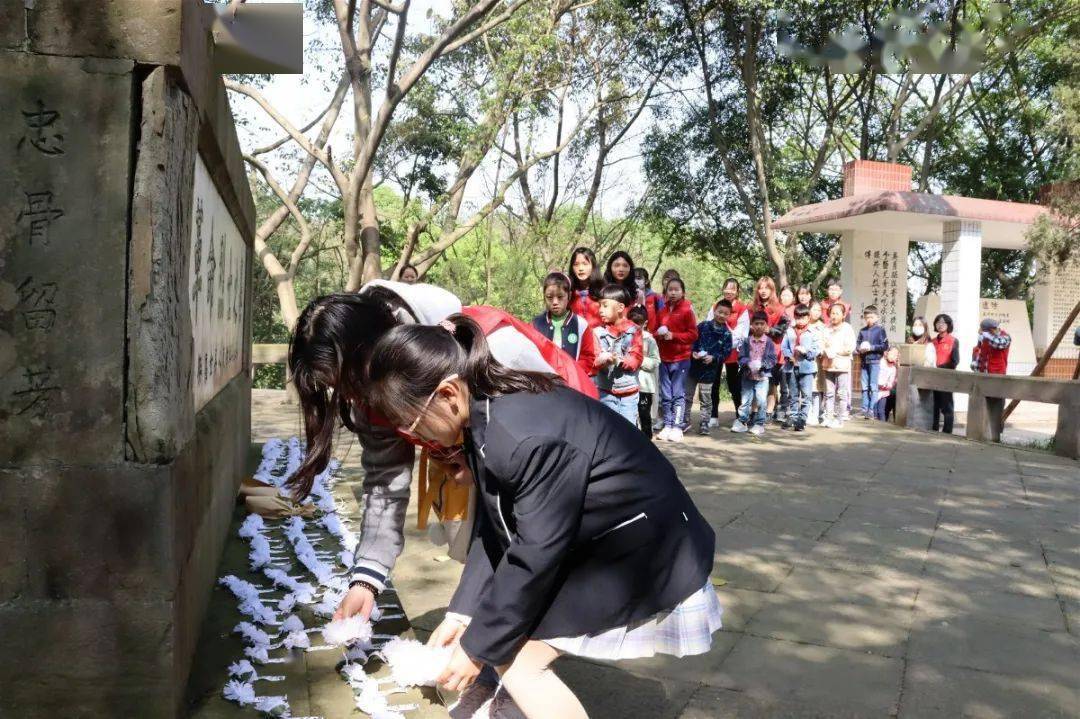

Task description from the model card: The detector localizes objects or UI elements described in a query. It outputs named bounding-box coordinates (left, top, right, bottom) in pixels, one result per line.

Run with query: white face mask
left=634, top=277, right=646, bottom=289
left=911, top=325, right=925, bottom=337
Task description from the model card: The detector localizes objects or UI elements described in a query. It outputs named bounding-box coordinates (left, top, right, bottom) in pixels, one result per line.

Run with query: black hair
left=567, top=247, right=604, bottom=300
left=661, top=269, right=680, bottom=285
left=633, top=266, right=651, bottom=289
left=716, top=298, right=733, bottom=310
left=364, top=315, right=558, bottom=428
left=827, top=277, right=842, bottom=288
left=604, top=251, right=637, bottom=296
left=722, top=277, right=740, bottom=294
left=600, top=283, right=633, bottom=306
left=627, top=305, right=648, bottom=324
left=828, top=302, right=847, bottom=317
left=793, top=303, right=811, bottom=318
left=664, top=277, right=686, bottom=293
left=542, top=271, right=571, bottom=295
left=796, top=284, right=814, bottom=303
left=288, top=292, right=403, bottom=498
left=779, top=284, right=795, bottom=301
left=863, top=304, right=879, bottom=314
left=400, top=264, right=419, bottom=280
left=751, top=310, right=769, bottom=323
left=933, top=313, right=954, bottom=334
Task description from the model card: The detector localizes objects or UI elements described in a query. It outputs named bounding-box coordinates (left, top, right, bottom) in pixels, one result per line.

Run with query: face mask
left=911, top=325, right=924, bottom=338
left=635, top=278, right=646, bottom=289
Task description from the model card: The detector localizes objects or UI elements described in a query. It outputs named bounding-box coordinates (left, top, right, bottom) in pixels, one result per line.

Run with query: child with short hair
left=654, top=277, right=698, bottom=442
left=971, top=318, right=1012, bottom=374
left=581, top=284, right=644, bottom=426
left=731, top=311, right=777, bottom=436
left=712, top=278, right=750, bottom=426
left=875, top=346, right=899, bottom=421
left=807, top=301, right=827, bottom=426
left=686, top=300, right=734, bottom=436
left=821, top=278, right=852, bottom=321
left=780, top=304, right=821, bottom=431
left=856, top=305, right=889, bottom=420
left=821, top=303, right=856, bottom=428
left=533, top=272, right=590, bottom=361
left=931, top=313, right=960, bottom=433
left=628, top=305, right=660, bottom=439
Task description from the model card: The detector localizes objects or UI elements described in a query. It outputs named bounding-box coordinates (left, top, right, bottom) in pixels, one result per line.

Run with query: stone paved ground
left=195, top=391, right=1080, bottom=718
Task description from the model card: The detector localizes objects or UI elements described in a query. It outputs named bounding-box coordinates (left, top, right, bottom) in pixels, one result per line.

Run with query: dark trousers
left=874, top=395, right=895, bottom=421
left=639, top=392, right=654, bottom=438
left=712, top=362, right=742, bottom=418
left=932, top=390, right=954, bottom=433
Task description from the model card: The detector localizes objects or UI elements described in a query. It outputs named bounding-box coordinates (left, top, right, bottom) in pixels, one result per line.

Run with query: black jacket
left=450, top=385, right=715, bottom=667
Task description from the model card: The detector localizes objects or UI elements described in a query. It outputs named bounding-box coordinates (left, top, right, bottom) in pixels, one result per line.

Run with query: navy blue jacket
left=856, top=324, right=889, bottom=365
left=451, top=387, right=715, bottom=667
left=690, top=320, right=733, bottom=383
left=532, top=311, right=589, bottom=361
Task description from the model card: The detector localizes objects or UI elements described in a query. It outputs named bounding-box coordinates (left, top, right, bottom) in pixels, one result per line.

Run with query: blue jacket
left=689, top=321, right=732, bottom=383
left=856, top=324, right=889, bottom=365
left=736, top=335, right=778, bottom=381
left=532, top=311, right=589, bottom=361
left=780, top=325, right=821, bottom=374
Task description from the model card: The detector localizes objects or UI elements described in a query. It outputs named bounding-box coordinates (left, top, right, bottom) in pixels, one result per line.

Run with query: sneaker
left=731, top=420, right=749, bottom=433
left=793, top=422, right=805, bottom=432
left=489, top=686, right=527, bottom=719
left=749, top=425, right=765, bottom=436
left=669, top=428, right=684, bottom=443
left=805, top=416, right=818, bottom=427
left=708, top=417, right=719, bottom=428
left=698, top=424, right=710, bottom=436
left=449, top=679, right=497, bottom=719
left=656, top=426, right=671, bottom=441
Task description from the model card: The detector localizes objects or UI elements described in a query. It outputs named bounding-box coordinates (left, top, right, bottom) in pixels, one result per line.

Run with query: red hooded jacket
left=570, top=290, right=601, bottom=328
left=655, top=299, right=699, bottom=363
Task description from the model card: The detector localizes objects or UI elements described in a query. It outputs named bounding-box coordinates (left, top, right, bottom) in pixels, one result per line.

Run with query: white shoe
left=749, top=425, right=765, bottom=436
left=669, top=428, right=684, bottom=443
left=805, top=416, right=818, bottom=427
left=731, top=420, right=748, bottom=433
left=656, top=427, right=671, bottom=441
left=708, top=418, right=719, bottom=428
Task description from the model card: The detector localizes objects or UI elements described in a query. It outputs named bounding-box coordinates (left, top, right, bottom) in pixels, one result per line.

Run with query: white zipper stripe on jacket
left=591, top=512, right=647, bottom=541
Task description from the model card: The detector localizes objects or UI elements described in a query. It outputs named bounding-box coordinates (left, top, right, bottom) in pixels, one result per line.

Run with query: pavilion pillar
left=839, top=230, right=910, bottom=343
left=939, top=220, right=982, bottom=413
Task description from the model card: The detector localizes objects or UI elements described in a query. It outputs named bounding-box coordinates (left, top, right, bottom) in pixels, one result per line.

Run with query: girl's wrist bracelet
left=348, top=579, right=381, bottom=598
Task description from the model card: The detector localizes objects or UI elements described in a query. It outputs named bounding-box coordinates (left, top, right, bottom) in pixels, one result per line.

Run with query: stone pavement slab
left=227, top=391, right=1079, bottom=718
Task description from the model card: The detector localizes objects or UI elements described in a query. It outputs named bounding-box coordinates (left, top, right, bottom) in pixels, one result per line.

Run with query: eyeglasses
left=400, top=374, right=460, bottom=435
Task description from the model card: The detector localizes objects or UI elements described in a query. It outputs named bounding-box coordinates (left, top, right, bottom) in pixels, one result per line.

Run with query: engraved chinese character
left=18, top=99, right=65, bottom=156
left=16, top=276, right=58, bottom=331
left=12, top=365, right=61, bottom=417
left=16, top=191, right=64, bottom=246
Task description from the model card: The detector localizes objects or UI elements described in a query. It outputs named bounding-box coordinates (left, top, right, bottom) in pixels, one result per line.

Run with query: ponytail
left=364, top=315, right=557, bottom=426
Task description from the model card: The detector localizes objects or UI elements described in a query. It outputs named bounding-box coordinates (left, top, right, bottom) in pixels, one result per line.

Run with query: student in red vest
left=821, top=278, right=853, bottom=321
left=710, top=277, right=749, bottom=426
left=970, top=318, right=1012, bottom=374
left=633, top=267, right=664, bottom=330
left=567, top=247, right=603, bottom=327
left=931, top=313, right=960, bottom=433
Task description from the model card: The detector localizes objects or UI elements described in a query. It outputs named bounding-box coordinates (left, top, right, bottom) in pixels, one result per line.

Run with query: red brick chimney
left=842, top=160, right=913, bottom=197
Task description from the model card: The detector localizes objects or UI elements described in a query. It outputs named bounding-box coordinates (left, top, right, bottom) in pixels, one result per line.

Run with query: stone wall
left=0, top=3, right=254, bottom=715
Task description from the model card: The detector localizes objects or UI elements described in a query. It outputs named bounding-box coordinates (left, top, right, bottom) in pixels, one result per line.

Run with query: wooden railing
left=252, top=343, right=289, bottom=366
left=895, top=347, right=1080, bottom=459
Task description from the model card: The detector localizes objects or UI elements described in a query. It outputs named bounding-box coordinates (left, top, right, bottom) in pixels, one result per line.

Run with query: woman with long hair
left=604, top=250, right=641, bottom=302
left=751, top=277, right=789, bottom=421
left=363, top=315, right=720, bottom=717
left=567, top=246, right=603, bottom=327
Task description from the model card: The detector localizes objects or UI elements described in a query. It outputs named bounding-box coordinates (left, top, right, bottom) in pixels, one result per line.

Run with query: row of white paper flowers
left=217, top=437, right=452, bottom=718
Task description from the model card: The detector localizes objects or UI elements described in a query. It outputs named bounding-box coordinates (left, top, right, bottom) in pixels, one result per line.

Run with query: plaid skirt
left=543, top=584, right=723, bottom=660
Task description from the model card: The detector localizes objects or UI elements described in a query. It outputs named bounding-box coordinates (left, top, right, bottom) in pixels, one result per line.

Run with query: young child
left=731, top=311, right=777, bottom=436
left=821, top=278, right=852, bottom=321
left=807, top=301, right=827, bottom=426
left=712, top=278, right=750, bottom=426
left=856, top=305, right=889, bottom=420
left=820, top=303, right=855, bottom=428
left=875, top=346, right=899, bottom=422
left=581, top=285, right=644, bottom=426
left=361, top=317, right=721, bottom=719
left=629, top=305, right=660, bottom=439
left=686, top=300, right=734, bottom=436
left=931, top=313, right=960, bottom=434
left=654, top=278, right=699, bottom=442
left=532, top=272, right=590, bottom=361
left=780, top=304, right=821, bottom=431
left=971, top=318, right=1012, bottom=374
left=634, top=267, right=664, bottom=329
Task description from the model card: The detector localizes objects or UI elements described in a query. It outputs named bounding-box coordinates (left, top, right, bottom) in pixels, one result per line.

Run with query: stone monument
left=1, top=2, right=257, bottom=716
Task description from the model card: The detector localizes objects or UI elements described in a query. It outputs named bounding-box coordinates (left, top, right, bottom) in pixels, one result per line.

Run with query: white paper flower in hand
left=859, top=341, right=872, bottom=352
left=749, top=360, right=762, bottom=372
left=657, top=325, right=670, bottom=337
